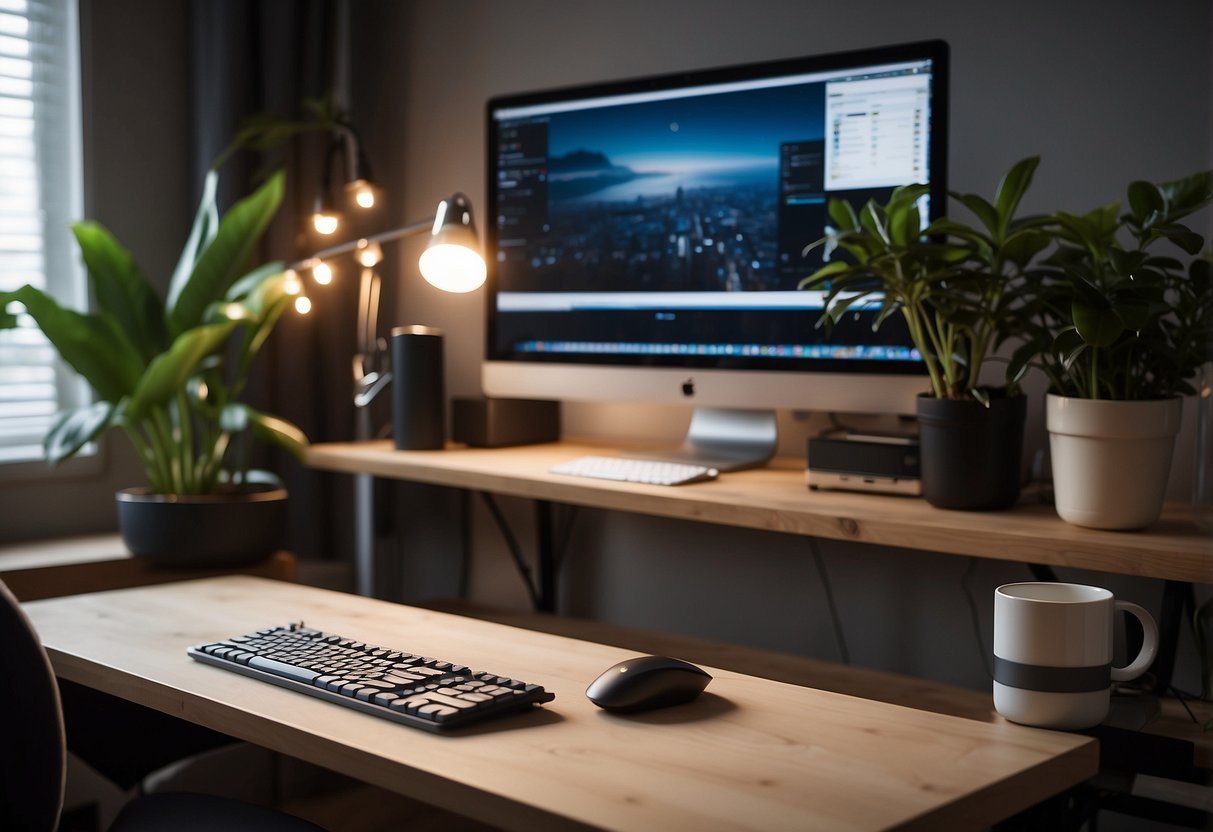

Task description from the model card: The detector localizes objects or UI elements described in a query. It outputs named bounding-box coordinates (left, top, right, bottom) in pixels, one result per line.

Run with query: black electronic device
left=807, top=433, right=921, bottom=496
left=391, top=326, right=445, bottom=450
left=585, top=655, right=711, bottom=712
left=451, top=396, right=560, bottom=447
left=187, top=623, right=554, bottom=733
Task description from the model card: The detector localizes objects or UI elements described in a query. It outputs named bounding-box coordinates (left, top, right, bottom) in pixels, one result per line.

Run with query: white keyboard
left=550, top=455, right=719, bottom=486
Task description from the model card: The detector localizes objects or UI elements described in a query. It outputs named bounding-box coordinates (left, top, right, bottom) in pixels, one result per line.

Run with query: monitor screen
left=483, top=41, right=948, bottom=462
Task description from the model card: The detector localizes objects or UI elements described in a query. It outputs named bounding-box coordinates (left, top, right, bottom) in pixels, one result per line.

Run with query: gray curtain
left=187, top=0, right=357, bottom=560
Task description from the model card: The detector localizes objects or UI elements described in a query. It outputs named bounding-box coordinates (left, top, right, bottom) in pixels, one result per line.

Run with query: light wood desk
left=25, top=576, right=1097, bottom=831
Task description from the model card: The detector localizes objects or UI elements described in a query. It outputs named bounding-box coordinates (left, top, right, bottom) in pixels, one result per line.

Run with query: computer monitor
left=483, top=40, right=949, bottom=469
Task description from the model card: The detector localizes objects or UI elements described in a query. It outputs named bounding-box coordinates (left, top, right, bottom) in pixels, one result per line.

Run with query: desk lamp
left=289, top=193, right=486, bottom=595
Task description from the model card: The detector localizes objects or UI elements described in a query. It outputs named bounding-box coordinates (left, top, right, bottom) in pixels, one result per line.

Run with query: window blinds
left=0, top=0, right=84, bottom=464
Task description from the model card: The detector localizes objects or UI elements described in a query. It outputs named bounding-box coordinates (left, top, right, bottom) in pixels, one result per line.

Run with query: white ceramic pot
left=1046, top=394, right=1182, bottom=530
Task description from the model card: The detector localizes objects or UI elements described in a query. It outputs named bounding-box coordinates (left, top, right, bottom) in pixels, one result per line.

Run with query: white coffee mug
left=993, top=582, right=1158, bottom=730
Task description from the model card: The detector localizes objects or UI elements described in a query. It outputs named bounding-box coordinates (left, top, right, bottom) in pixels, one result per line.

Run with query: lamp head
left=418, top=192, right=486, bottom=293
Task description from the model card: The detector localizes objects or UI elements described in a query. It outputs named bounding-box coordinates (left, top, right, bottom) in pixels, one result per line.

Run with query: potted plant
left=0, top=167, right=308, bottom=565
left=801, top=158, right=1049, bottom=509
left=1011, top=171, right=1213, bottom=529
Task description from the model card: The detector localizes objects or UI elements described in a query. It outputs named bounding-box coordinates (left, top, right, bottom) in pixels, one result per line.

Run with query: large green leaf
left=3, top=285, right=144, bottom=402
left=1072, top=293, right=1124, bottom=347
left=954, top=193, right=999, bottom=238
left=247, top=408, right=308, bottom=461
left=1156, top=170, right=1213, bottom=223
left=167, top=169, right=285, bottom=337
left=992, top=156, right=1040, bottom=239
left=827, top=198, right=859, bottom=232
left=43, top=400, right=118, bottom=466
left=126, top=320, right=239, bottom=417
left=1126, top=180, right=1165, bottom=225
left=166, top=170, right=220, bottom=314
left=71, top=221, right=166, bottom=360
left=222, top=403, right=308, bottom=461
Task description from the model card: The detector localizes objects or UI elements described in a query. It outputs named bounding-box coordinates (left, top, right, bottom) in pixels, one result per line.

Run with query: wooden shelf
left=307, top=440, right=1212, bottom=584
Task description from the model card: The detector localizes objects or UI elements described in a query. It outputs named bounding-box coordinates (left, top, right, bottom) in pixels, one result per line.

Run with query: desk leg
left=1152, top=580, right=1194, bottom=695
left=355, top=473, right=375, bottom=597
left=535, top=500, right=557, bottom=613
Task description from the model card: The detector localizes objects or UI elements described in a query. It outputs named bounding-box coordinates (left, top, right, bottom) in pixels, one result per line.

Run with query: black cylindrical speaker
left=391, top=325, right=445, bottom=450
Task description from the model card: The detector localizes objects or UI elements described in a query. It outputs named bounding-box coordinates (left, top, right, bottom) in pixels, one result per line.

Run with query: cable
left=961, top=558, right=993, bottom=680
left=809, top=538, right=849, bottom=665
left=478, top=492, right=540, bottom=610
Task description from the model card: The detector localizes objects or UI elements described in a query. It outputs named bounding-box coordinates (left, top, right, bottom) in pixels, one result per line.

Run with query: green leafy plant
left=800, top=157, right=1049, bottom=401
left=1011, top=170, right=1213, bottom=400
left=0, top=167, right=307, bottom=494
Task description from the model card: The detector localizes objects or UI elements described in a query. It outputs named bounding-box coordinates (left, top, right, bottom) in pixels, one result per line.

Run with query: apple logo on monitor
left=682, top=378, right=695, bottom=398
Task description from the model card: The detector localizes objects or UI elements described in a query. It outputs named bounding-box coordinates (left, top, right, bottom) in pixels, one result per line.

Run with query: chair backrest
left=0, top=579, right=66, bottom=832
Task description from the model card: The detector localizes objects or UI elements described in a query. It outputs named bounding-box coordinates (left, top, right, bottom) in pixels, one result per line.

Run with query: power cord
left=809, top=538, right=850, bottom=665
left=961, top=557, right=993, bottom=680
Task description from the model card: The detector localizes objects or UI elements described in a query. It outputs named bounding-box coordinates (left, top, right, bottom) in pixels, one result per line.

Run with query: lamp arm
left=288, top=217, right=434, bottom=270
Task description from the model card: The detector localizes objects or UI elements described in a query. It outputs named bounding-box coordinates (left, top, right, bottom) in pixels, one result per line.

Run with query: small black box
left=451, top=397, right=561, bottom=447
left=807, top=433, right=921, bottom=495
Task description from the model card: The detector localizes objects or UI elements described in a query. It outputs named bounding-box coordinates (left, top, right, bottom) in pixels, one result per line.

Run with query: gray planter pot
left=116, top=485, right=288, bottom=567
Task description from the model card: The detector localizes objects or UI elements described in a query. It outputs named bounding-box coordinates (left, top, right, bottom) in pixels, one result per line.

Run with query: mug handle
left=1112, top=600, right=1159, bottom=682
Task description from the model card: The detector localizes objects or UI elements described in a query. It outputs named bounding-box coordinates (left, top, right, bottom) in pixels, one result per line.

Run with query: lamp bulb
left=311, top=211, right=339, bottom=236
left=419, top=243, right=487, bottom=293
left=294, top=295, right=312, bottom=315
left=312, top=261, right=333, bottom=285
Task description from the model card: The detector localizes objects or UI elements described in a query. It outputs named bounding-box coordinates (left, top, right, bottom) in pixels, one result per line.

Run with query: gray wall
left=351, top=0, right=1212, bottom=692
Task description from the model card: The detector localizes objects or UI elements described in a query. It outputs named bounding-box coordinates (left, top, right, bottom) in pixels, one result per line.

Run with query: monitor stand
left=648, top=407, right=778, bottom=472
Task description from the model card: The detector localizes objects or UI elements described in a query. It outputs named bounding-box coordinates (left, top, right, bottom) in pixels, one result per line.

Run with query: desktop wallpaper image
left=527, top=82, right=828, bottom=294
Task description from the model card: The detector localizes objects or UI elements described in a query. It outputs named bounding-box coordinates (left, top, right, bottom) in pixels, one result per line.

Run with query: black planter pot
left=916, top=392, right=1027, bottom=511
left=116, top=485, right=288, bottom=567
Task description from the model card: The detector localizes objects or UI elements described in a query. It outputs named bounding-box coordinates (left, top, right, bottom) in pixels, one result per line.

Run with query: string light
left=283, top=269, right=303, bottom=295
left=354, top=239, right=383, bottom=268
left=346, top=178, right=377, bottom=209
left=311, top=210, right=339, bottom=235
left=294, top=295, right=312, bottom=315
left=312, top=260, right=333, bottom=285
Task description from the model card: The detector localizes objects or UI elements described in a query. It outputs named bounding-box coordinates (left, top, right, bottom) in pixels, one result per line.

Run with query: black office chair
left=0, top=579, right=326, bottom=832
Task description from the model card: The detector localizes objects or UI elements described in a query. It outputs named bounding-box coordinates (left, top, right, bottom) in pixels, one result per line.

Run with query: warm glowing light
left=312, top=260, right=333, bottom=285
left=347, top=179, right=376, bottom=209
left=419, top=243, right=487, bottom=293
left=283, top=271, right=303, bottom=295
left=355, top=239, right=383, bottom=268
left=294, top=295, right=312, bottom=315
left=311, top=211, right=339, bottom=235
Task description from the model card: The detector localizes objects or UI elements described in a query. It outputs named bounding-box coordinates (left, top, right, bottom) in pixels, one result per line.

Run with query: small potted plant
left=801, top=158, right=1049, bottom=510
left=0, top=167, right=308, bottom=565
left=1011, top=171, right=1213, bottom=529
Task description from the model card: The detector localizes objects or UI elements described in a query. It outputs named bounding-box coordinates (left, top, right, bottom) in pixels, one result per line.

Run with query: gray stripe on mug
left=992, top=656, right=1111, bottom=693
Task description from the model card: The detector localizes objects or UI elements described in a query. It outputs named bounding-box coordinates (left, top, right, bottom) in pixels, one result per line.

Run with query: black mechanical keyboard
left=187, top=623, right=555, bottom=733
